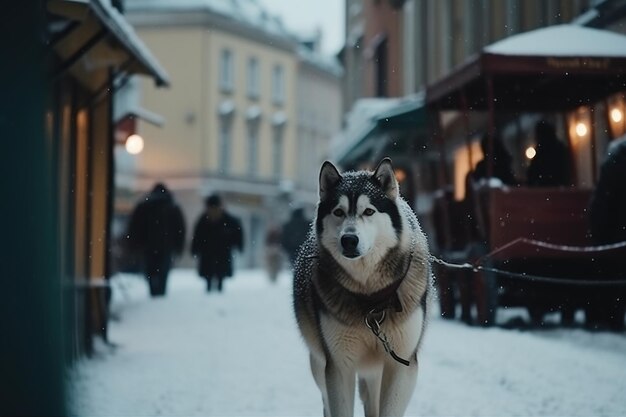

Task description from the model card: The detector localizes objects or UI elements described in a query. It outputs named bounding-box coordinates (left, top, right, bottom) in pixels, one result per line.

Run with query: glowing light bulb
left=125, top=134, right=144, bottom=155
left=611, top=108, right=623, bottom=123
left=575, top=122, right=588, bottom=137
left=525, top=146, right=536, bottom=160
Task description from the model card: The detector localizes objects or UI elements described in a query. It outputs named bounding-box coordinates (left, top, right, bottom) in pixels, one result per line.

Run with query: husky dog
left=293, top=158, right=431, bottom=417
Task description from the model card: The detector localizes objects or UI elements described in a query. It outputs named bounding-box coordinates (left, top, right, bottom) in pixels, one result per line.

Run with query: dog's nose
left=341, top=234, right=359, bottom=252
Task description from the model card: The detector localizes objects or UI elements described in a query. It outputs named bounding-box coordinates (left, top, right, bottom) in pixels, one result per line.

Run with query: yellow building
left=119, top=0, right=326, bottom=267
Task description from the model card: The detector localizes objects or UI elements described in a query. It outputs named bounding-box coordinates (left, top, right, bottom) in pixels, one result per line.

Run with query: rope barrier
left=429, top=255, right=626, bottom=286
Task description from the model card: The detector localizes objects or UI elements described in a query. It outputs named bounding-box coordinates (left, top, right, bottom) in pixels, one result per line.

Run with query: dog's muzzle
left=340, top=234, right=360, bottom=258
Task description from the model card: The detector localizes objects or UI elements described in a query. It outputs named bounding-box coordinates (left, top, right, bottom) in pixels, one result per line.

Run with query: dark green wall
left=0, top=1, right=67, bottom=415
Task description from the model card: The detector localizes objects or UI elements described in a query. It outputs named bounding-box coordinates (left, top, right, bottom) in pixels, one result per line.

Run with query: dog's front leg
left=325, top=358, right=355, bottom=417
left=379, top=355, right=418, bottom=417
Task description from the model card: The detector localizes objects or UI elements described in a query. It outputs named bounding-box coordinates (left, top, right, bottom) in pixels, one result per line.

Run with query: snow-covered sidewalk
left=70, top=269, right=626, bottom=416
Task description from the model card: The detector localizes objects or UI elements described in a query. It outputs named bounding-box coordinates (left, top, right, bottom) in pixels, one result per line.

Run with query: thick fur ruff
left=293, top=158, right=432, bottom=417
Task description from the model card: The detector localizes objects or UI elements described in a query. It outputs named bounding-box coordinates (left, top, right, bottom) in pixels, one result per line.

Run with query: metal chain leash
left=365, top=309, right=411, bottom=367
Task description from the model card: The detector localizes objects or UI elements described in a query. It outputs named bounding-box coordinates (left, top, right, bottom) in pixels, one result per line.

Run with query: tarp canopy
left=335, top=94, right=428, bottom=167
left=377, top=95, right=427, bottom=129
left=426, top=25, right=626, bottom=111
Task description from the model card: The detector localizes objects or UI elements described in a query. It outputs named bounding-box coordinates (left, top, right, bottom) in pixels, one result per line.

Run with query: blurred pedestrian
left=527, top=120, right=572, bottom=187
left=469, top=133, right=517, bottom=185
left=463, top=134, right=517, bottom=240
left=589, top=136, right=626, bottom=245
left=587, top=137, right=626, bottom=330
left=126, top=183, right=186, bottom=297
left=281, top=207, right=310, bottom=266
left=264, top=224, right=283, bottom=284
left=191, top=194, right=244, bottom=292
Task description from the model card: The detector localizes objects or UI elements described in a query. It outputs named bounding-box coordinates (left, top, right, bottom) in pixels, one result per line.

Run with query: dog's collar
left=351, top=277, right=404, bottom=315
left=356, top=252, right=413, bottom=314
left=314, top=251, right=413, bottom=320
left=310, top=251, right=415, bottom=367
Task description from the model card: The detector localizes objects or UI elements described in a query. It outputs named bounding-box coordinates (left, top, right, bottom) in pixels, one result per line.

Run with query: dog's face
left=316, top=158, right=403, bottom=270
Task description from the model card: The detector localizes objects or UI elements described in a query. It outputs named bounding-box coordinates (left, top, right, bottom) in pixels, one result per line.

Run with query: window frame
left=271, top=64, right=285, bottom=104
left=247, top=56, right=260, bottom=99
left=247, top=123, right=259, bottom=177
left=218, top=118, right=232, bottom=175
left=220, top=49, right=234, bottom=93
left=272, top=125, right=284, bottom=179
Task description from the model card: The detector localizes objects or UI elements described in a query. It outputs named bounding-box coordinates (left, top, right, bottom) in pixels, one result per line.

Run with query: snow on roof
left=570, top=8, right=600, bottom=26
left=114, top=77, right=165, bottom=125
left=297, top=46, right=343, bottom=77
left=485, top=24, right=626, bottom=57
left=331, top=98, right=403, bottom=160
left=126, top=0, right=295, bottom=40
left=91, top=0, right=170, bottom=86
left=127, top=0, right=342, bottom=79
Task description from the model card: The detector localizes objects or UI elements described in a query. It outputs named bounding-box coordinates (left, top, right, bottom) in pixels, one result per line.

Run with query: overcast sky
left=258, top=0, right=345, bottom=55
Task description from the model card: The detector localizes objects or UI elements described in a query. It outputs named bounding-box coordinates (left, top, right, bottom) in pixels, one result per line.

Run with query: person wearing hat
left=527, top=120, right=572, bottom=187
left=191, top=194, right=244, bottom=292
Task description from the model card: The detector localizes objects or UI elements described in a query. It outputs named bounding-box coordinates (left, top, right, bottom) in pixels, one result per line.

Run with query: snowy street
left=70, top=269, right=626, bottom=417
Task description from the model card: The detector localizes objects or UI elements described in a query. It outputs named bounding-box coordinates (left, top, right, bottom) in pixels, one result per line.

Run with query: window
left=218, top=120, right=231, bottom=175
left=272, top=126, right=283, bottom=179
left=463, top=1, right=481, bottom=56
left=272, top=64, right=285, bottom=104
left=247, top=57, right=260, bottom=99
left=505, top=0, right=521, bottom=35
left=220, top=49, right=234, bottom=92
left=374, top=37, right=388, bottom=97
left=247, top=124, right=259, bottom=176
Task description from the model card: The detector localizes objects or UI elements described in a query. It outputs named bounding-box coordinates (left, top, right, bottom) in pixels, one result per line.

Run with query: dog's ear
left=319, top=161, right=342, bottom=200
left=372, top=157, right=398, bottom=200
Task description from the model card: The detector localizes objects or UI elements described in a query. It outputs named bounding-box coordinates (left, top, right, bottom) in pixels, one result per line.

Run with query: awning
left=115, top=107, right=165, bottom=127
left=376, top=95, right=427, bottom=129
left=48, top=0, right=170, bottom=90
left=114, top=76, right=165, bottom=126
left=426, top=25, right=626, bottom=112
left=335, top=94, right=428, bottom=167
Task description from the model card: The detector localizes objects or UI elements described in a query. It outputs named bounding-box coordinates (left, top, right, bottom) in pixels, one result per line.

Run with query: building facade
left=47, top=0, right=168, bottom=355
left=296, top=43, right=343, bottom=205
left=120, top=0, right=342, bottom=267
left=343, top=0, right=594, bottom=109
left=402, top=0, right=593, bottom=92
left=342, top=0, right=405, bottom=114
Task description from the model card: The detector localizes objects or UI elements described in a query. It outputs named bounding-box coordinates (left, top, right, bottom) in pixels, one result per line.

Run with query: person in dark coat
left=587, top=137, right=626, bottom=330
left=469, top=133, right=517, bottom=185
left=281, top=207, right=310, bottom=266
left=527, top=120, right=572, bottom=187
left=463, top=134, right=517, bottom=245
left=589, top=137, right=626, bottom=244
left=264, top=224, right=283, bottom=284
left=191, top=194, right=243, bottom=292
left=126, top=183, right=186, bottom=297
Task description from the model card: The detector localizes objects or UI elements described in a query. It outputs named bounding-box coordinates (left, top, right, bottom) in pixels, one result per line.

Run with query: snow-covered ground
left=69, top=269, right=626, bottom=417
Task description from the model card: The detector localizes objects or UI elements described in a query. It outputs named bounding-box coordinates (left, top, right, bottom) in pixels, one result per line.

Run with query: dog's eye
left=333, top=208, right=345, bottom=217
left=363, top=208, right=375, bottom=216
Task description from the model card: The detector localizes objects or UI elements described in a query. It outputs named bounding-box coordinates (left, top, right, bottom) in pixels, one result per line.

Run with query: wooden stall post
left=485, top=75, right=496, bottom=179
left=460, top=88, right=474, bottom=170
